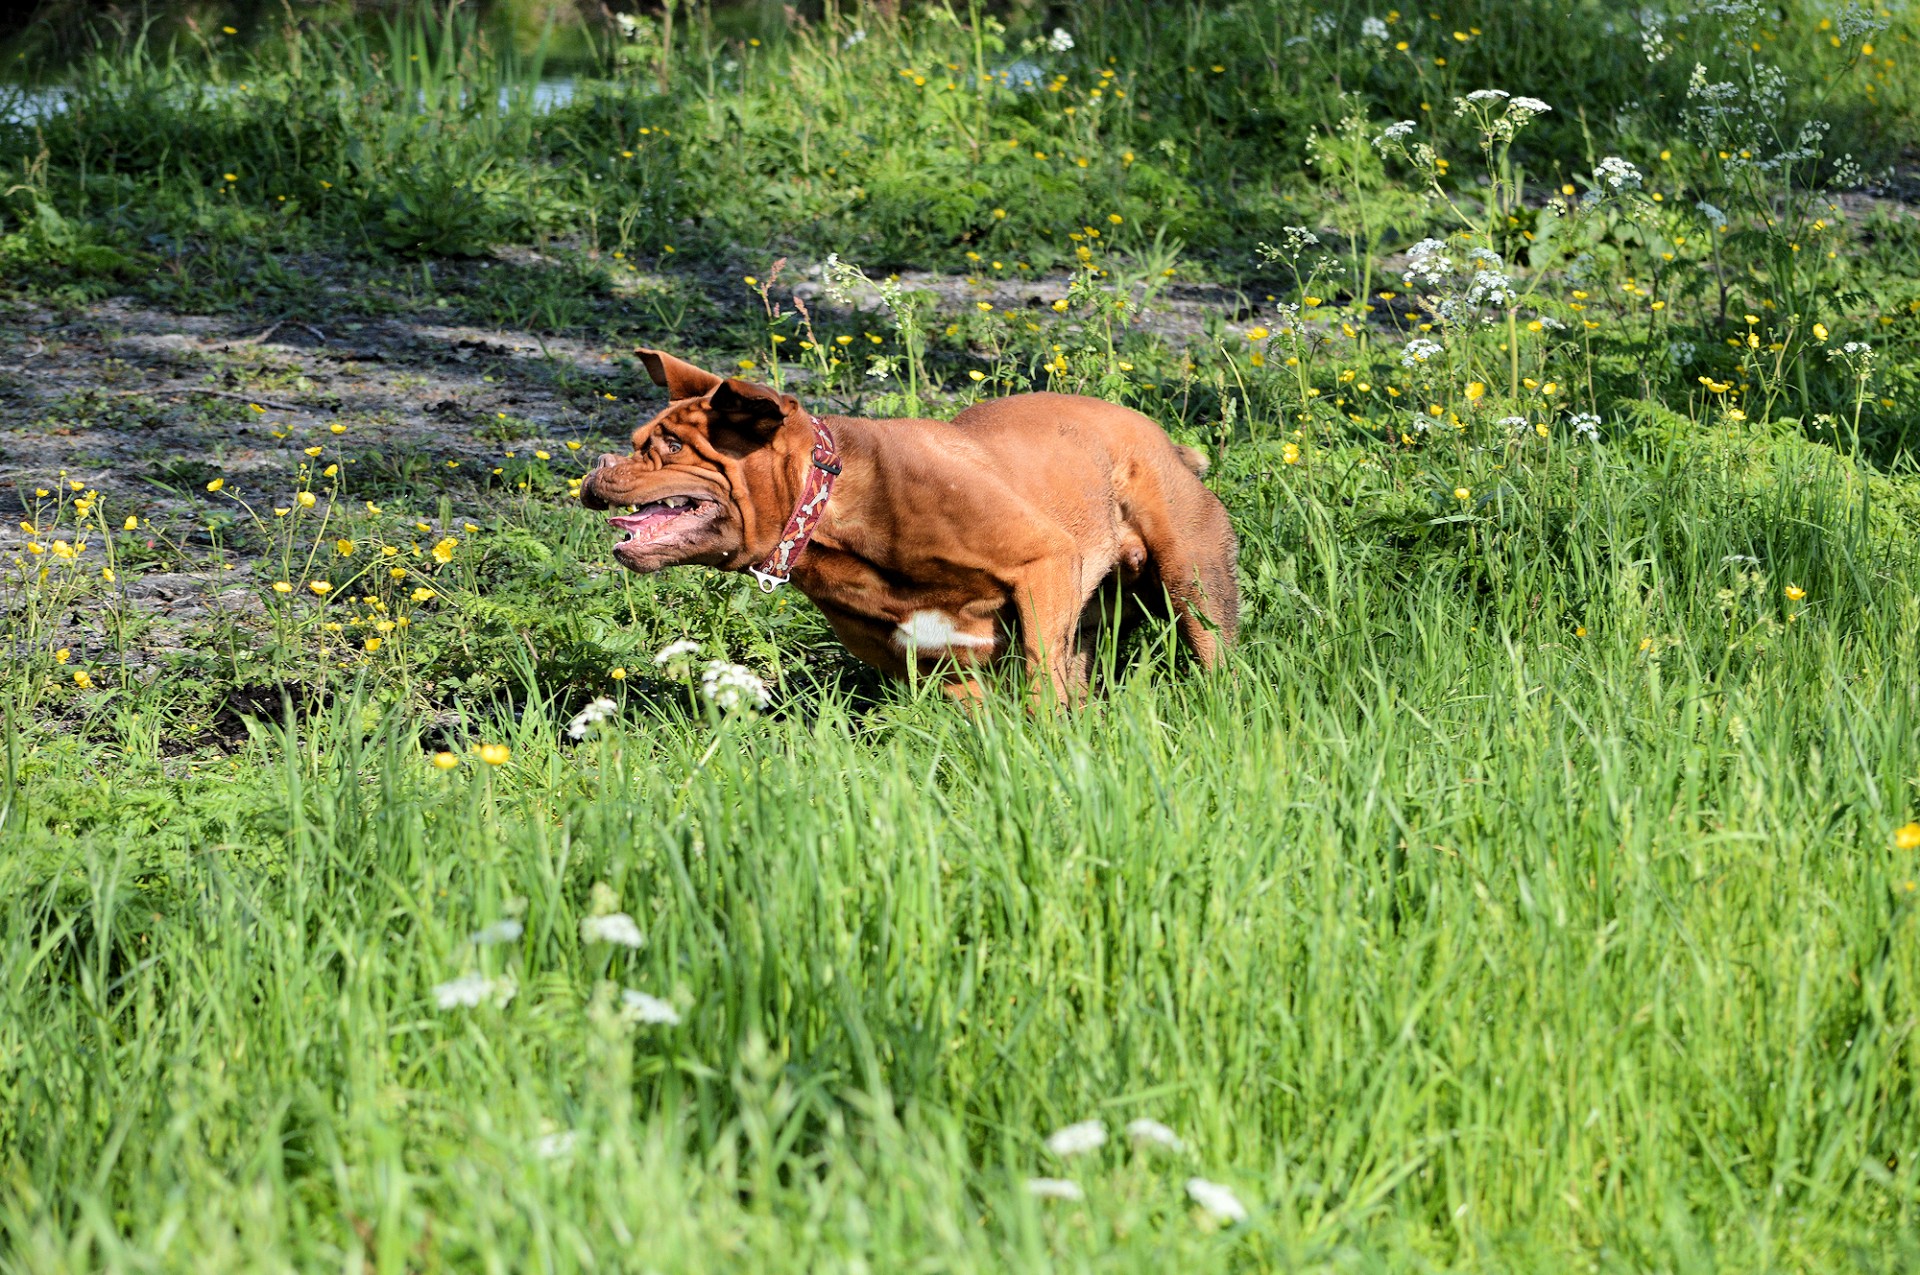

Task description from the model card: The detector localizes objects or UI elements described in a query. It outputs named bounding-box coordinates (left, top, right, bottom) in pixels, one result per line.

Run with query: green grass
left=7, top=424, right=1920, bottom=1270
left=6, top=1, right=1920, bottom=1269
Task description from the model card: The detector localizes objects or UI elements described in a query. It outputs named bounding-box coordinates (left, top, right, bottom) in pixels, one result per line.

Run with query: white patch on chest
left=894, top=609, right=995, bottom=654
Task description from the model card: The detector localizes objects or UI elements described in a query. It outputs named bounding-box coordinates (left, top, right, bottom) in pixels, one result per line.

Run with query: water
left=0, top=77, right=584, bottom=126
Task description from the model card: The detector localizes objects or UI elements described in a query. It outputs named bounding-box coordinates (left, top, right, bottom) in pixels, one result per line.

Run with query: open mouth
left=606, top=494, right=716, bottom=550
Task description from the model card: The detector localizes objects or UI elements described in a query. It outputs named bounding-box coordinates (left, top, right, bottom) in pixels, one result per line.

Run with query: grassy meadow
left=6, top=0, right=1920, bottom=1269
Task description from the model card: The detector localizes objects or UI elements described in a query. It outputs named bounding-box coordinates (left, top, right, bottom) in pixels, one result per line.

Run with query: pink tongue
left=608, top=507, right=686, bottom=539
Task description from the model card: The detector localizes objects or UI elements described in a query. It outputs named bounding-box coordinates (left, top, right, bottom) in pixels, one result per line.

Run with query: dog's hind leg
left=1134, top=480, right=1240, bottom=671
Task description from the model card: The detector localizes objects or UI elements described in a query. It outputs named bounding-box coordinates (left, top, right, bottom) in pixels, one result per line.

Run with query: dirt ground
left=0, top=258, right=1265, bottom=643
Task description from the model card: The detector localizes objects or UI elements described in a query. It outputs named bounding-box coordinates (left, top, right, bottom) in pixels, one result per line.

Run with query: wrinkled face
left=578, top=350, right=802, bottom=574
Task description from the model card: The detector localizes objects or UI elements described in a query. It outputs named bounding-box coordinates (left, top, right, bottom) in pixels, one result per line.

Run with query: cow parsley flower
left=566, top=697, right=619, bottom=740
left=1569, top=412, right=1602, bottom=441
left=1510, top=96, right=1552, bottom=116
left=1400, top=338, right=1445, bottom=368
left=620, top=989, right=681, bottom=1025
left=1361, top=16, right=1390, bottom=40
left=1185, top=1177, right=1248, bottom=1224
left=1594, top=156, right=1642, bottom=190
left=1026, top=1177, right=1084, bottom=1200
left=1498, top=415, right=1531, bottom=433
left=1373, top=119, right=1418, bottom=150
left=1126, top=1118, right=1185, bottom=1152
left=535, top=1130, right=579, bottom=1159
left=432, top=972, right=517, bottom=1010
left=1044, top=1119, right=1107, bottom=1157
left=701, top=661, right=770, bottom=711
left=581, top=912, right=644, bottom=948
left=654, top=638, right=702, bottom=664
left=1046, top=27, right=1074, bottom=53
left=842, top=27, right=867, bottom=48
left=469, top=919, right=524, bottom=946
left=1402, top=238, right=1453, bottom=288
left=1466, top=269, right=1515, bottom=306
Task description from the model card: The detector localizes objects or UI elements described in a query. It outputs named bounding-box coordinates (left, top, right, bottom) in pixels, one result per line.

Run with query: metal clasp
left=750, top=568, right=788, bottom=593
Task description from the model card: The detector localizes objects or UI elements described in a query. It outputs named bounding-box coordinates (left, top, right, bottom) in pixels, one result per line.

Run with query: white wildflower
left=1025, top=1177, right=1084, bottom=1200
left=654, top=638, right=702, bottom=665
left=1125, top=1118, right=1185, bottom=1152
left=432, top=971, right=517, bottom=1010
left=1498, top=415, right=1531, bottom=433
left=469, top=919, right=524, bottom=946
left=1466, top=270, right=1515, bottom=306
left=1044, top=1119, right=1107, bottom=1158
left=1463, top=88, right=1511, bottom=105
left=1361, top=16, right=1390, bottom=40
left=620, top=988, right=682, bottom=1025
left=1373, top=119, right=1418, bottom=150
left=701, top=660, right=770, bottom=711
left=1537, top=316, right=1567, bottom=331
left=534, top=1130, right=579, bottom=1159
left=1569, top=412, right=1601, bottom=441
left=566, top=696, right=619, bottom=740
left=580, top=911, right=644, bottom=948
left=842, top=28, right=867, bottom=49
left=1046, top=27, right=1074, bottom=53
left=1400, top=337, right=1445, bottom=368
left=1594, top=156, right=1642, bottom=191
left=1185, top=1177, right=1249, bottom=1224
left=1402, top=237, right=1453, bottom=288
left=1510, top=96, right=1552, bottom=116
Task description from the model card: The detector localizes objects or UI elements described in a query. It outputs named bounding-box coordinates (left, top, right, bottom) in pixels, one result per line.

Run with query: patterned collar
left=748, top=414, right=840, bottom=592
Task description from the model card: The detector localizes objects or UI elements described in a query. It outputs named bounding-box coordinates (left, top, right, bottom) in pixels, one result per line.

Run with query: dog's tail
left=1172, top=443, right=1211, bottom=477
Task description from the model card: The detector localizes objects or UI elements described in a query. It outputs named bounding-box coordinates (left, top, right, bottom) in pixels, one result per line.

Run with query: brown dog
left=579, top=349, right=1238, bottom=702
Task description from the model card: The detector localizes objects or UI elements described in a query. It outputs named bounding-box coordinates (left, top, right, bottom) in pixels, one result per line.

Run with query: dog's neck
left=744, top=413, right=841, bottom=592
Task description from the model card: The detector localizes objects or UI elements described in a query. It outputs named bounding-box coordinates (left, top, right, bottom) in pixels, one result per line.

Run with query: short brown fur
left=579, top=349, right=1239, bottom=703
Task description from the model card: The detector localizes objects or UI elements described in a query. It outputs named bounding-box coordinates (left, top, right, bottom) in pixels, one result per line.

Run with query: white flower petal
left=581, top=912, right=645, bottom=948
left=1125, top=1118, right=1184, bottom=1152
left=1025, top=1177, right=1084, bottom=1201
left=620, top=989, right=681, bottom=1025
left=1044, top=1119, right=1107, bottom=1158
left=1186, top=1177, right=1249, bottom=1224
left=469, top=919, right=524, bottom=946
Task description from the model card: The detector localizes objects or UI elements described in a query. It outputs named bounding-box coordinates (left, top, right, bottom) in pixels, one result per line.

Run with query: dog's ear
left=635, top=348, right=725, bottom=400
left=706, top=378, right=797, bottom=438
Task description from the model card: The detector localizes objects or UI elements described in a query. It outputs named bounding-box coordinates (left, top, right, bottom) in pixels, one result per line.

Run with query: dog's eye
left=662, top=435, right=682, bottom=454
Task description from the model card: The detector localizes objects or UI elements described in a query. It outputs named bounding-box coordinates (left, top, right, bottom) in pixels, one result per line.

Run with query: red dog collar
left=749, top=415, right=839, bottom=592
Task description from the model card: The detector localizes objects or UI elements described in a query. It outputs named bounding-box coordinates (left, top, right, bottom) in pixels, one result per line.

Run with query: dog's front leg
left=1007, top=556, right=1085, bottom=707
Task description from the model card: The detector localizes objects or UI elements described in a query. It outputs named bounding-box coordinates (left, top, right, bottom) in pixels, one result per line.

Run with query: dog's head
left=579, top=349, right=815, bottom=574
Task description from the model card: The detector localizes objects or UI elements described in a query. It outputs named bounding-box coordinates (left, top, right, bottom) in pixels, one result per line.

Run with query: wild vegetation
left=4, top=0, right=1920, bottom=1269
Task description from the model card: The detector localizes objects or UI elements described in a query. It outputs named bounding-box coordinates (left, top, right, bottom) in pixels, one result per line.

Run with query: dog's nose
left=595, top=452, right=622, bottom=471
